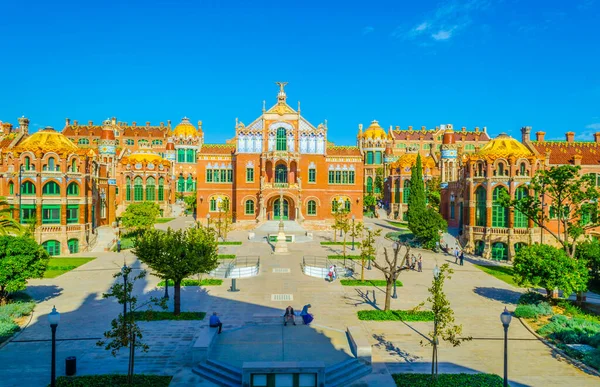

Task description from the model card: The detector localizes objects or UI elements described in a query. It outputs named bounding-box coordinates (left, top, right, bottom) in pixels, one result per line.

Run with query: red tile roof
left=199, top=144, right=235, bottom=155
left=63, top=125, right=168, bottom=138
left=532, top=141, right=600, bottom=165
left=391, top=130, right=490, bottom=142
left=327, top=145, right=361, bottom=156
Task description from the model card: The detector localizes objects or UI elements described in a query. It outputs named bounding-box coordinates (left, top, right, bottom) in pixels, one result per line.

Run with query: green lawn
left=218, top=241, right=242, bottom=245
left=154, top=217, right=175, bottom=224
left=43, top=257, right=96, bottom=278
left=473, top=264, right=518, bottom=287
left=327, top=255, right=374, bottom=260
left=56, top=374, right=172, bottom=386
left=218, top=254, right=236, bottom=259
left=157, top=279, right=223, bottom=287
left=393, top=373, right=504, bottom=387
left=358, top=309, right=434, bottom=321
left=340, top=279, right=402, bottom=287
left=131, top=311, right=205, bottom=321
left=387, top=220, right=408, bottom=228
left=113, top=236, right=136, bottom=251
left=320, top=241, right=361, bottom=247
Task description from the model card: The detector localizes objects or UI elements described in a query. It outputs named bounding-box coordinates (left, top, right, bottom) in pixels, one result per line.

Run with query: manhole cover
left=271, top=294, right=293, bottom=301
left=272, top=268, right=291, bottom=273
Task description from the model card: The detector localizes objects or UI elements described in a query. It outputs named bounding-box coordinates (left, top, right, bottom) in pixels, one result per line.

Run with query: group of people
left=453, top=247, right=464, bottom=266
left=284, top=304, right=314, bottom=326
left=407, top=253, right=423, bottom=272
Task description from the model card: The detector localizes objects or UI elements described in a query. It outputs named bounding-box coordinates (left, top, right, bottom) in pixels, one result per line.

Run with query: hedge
left=157, top=279, right=222, bottom=287
left=340, top=279, right=402, bottom=287
left=327, top=255, right=373, bottom=260
left=358, top=309, right=434, bottom=322
left=320, top=241, right=361, bottom=247
left=393, top=373, right=503, bottom=387
left=218, top=254, right=236, bottom=259
left=514, top=302, right=553, bottom=319
left=131, top=311, right=206, bottom=321
left=218, top=241, right=242, bottom=245
left=55, top=374, right=172, bottom=386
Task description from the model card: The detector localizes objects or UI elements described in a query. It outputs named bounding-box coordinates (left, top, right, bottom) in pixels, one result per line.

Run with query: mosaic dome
left=361, top=120, right=387, bottom=139
left=15, top=127, right=78, bottom=156
left=172, top=117, right=198, bottom=137
left=476, top=133, right=533, bottom=160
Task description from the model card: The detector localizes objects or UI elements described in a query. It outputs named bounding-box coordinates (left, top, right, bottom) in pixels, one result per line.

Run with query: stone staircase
left=324, top=358, right=371, bottom=387
left=193, top=359, right=242, bottom=387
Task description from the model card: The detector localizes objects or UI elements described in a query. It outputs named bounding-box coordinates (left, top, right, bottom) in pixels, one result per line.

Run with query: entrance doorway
left=274, top=198, right=289, bottom=220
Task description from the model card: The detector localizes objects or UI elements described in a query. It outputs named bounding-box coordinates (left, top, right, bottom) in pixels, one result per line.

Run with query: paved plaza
left=0, top=216, right=598, bottom=386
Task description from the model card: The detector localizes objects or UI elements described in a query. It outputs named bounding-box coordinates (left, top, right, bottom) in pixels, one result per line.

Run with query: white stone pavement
left=0, top=216, right=598, bottom=386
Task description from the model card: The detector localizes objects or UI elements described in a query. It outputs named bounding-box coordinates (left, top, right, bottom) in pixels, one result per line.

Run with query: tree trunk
left=128, top=331, right=136, bottom=384
left=361, top=258, right=365, bottom=281
left=384, top=279, right=392, bottom=311
left=174, top=280, right=182, bottom=315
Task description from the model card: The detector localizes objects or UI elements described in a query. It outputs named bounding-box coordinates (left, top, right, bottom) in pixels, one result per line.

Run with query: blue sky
left=0, top=0, right=599, bottom=144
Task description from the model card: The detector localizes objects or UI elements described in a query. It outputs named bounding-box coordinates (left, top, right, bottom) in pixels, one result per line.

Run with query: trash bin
left=65, top=356, right=76, bottom=376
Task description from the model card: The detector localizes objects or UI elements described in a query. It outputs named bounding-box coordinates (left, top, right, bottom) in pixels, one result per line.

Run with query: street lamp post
left=500, top=306, right=512, bottom=387
left=351, top=214, right=355, bottom=251
left=48, top=306, right=60, bottom=387
left=432, top=265, right=440, bottom=378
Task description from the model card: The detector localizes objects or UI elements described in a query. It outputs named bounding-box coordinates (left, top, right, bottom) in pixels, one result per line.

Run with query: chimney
left=595, top=133, right=600, bottom=144
left=408, top=126, right=413, bottom=130
left=111, top=117, right=116, bottom=125
left=146, top=121, right=150, bottom=126
left=395, top=126, right=400, bottom=130
left=65, top=118, right=71, bottom=126
left=573, top=154, right=582, bottom=166
left=536, top=131, right=545, bottom=142
left=160, top=122, right=164, bottom=128
left=88, top=120, right=93, bottom=125
left=475, top=127, right=479, bottom=132
left=167, top=120, right=171, bottom=128
left=521, top=126, right=532, bottom=143
left=566, top=132, right=575, bottom=143
left=18, top=116, right=29, bottom=134
left=421, top=126, right=426, bottom=130
left=132, top=121, right=137, bottom=127
left=73, top=120, right=78, bottom=126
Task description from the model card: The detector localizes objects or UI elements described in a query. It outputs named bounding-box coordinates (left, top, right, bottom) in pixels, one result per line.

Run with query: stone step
left=206, top=359, right=243, bottom=379
left=325, top=358, right=362, bottom=381
left=192, top=360, right=242, bottom=387
left=325, top=359, right=371, bottom=387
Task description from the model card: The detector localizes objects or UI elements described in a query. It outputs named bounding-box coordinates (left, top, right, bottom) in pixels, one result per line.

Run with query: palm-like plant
left=0, top=196, right=23, bottom=235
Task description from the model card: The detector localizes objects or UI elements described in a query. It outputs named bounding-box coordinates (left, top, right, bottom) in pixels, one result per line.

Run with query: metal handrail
left=225, top=256, right=260, bottom=278
left=302, top=255, right=355, bottom=271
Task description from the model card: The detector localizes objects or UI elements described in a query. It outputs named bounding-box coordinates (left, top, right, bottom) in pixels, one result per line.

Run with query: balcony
left=273, top=182, right=289, bottom=188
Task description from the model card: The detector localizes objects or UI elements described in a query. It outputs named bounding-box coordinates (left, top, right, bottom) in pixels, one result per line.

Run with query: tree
left=504, top=165, right=599, bottom=258
left=214, top=202, right=233, bottom=241
left=371, top=243, right=410, bottom=311
left=0, top=236, right=49, bottom=304
left=407, top=154, right=427, bottom=227
left=421, top=263, right=471, bottom=380
left=331, top=202, right=348, bottom=242
left=363, top=194, right=376, bottom=215
left=412, top=208, right=447, bottom=250
left=133, top=227, right=219, bottom=315
left=0, top=197, right=22, bottom=236
left=359, top=227, right=380, bottom=281
left=426, top=177, right=441, bottom=212
left=121, top=202, right=160, bottom=230
left=97, top=267, right=166, bottom=384
left=575, top=239, right=600, bottom=288
left=184, top=192, right=197, bottom=216
left=512, top=244, right=589, bottom=298
left=374, top=167, right=384, bottom=197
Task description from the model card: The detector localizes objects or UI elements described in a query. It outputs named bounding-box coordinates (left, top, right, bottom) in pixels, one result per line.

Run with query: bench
left=347, top=326, right=372, bottom=365
left=192, top=326, right=219, bottom=364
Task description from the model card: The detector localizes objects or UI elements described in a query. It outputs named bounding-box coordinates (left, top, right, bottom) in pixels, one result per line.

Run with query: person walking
left=417, top=256, right=422, bottom=272
left=454, top=248, right=459, bottom=264
left=328, top=265, right=335, bottom=282
left=460, top=251, right=464, bottom=266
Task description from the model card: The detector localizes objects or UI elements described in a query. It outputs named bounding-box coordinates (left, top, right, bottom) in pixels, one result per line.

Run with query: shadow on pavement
left=473, top=287, right=521, bottom=304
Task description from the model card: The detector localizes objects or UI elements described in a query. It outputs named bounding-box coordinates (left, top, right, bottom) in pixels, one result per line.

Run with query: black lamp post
left=351, top=214, right=356, bottom=251
left=500, top=306, right=512, bottom=387
left=48, top=306, right=60, bottom=387
left=121, top=263, right=128, bottom=320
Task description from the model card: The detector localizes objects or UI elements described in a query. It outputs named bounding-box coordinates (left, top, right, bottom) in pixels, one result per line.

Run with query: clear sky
left=1, top=0, right=599, bottom=144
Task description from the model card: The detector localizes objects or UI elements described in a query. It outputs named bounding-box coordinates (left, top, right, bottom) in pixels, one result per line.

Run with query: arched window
left=43, top=181, right=60, bottom=195
left=24, top=156, right=31, bottom=170
left=366, top=151, right=373, bottom=165
left=475, top=186, right=486, bottom=226
left=68, top=239, right=79, bottom=254
left=146, top=177, right=156, bottom=201
left=67, top=182, right=79, bottom=196
left=8, top=181, right=14, bottom=195
left=307, top=200, right=317, bottom=215
left=492, top=186, right=508, bottom=227
left=394, top=180, right=400, bottom=203
left=134, top=176, right=143, bottom=201
left=495, top=163, right=505, bottom=176
left=125, top=139, right=134, bottom=146
left=366, top=177, right=373, bottom=193
left=21, top=181, right=36, bottom=195
left=177, top=176, right=185, bottom=192
left=514, top=186, right=528, bottom=228
left=477, top=162, right=483, bottom=177
left=519, top=163, right=526, bottom=176
left=491, top=242, right=508, bottom=260
left=245, top=200, right=255, bottom=215
left=374, top=151, right=382, bottom=164
left=186, top=176, right=194, bottom=192
left=42, top=240, right=61, bottom=256
left=158, top=177, right=165, bottom=201
left=138, top=139, right=149, bottom=147
left=126, top=177, right=131, bottom=201
left=345, top=199, right=351, bottom=212
left=276, top=128, right=287, bottom=151
left=275, top=165, right=287, bottom=183
left=475, top=240, right=485, bottom=256
left=186, top=149, right=196, bottom=163
left=71, top=159, right=77, bottom=172
left=403, top=180, right=411, bottom=204
left=44, top=157, right=56, bottom=172
left=78, top=138, right=89, bottom=145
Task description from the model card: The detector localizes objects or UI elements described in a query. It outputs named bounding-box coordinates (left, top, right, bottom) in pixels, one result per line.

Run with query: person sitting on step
left=283, top=305, right=296, bottom=326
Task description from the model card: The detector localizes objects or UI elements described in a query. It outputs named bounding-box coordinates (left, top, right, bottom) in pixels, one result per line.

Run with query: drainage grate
left=272, top=268, right=291, bottom=273
left=271, top=294, right=293, bottom=301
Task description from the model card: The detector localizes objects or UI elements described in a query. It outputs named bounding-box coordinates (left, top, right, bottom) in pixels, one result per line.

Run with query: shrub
left=55, top=374, right=172, bottom=387
left=217, top=241, right=242, bottom=245
left=157, top=279, right=222, bottom=287
left=393, top=373, right=504, bottom=387
left=320, top=241, right=360, bottom=246
left=537, top=314, right=600, bottom=348
left=218, top=254, right=236, bottom=259
left=327, top=255, right=373, bottom=260
left=514, top=302, right=553, bottom=319
left=518, top=291, right=546, bottom=305
left=358, top=309, right=434, bottom=322
left=0, top=320, right=19, bottom=338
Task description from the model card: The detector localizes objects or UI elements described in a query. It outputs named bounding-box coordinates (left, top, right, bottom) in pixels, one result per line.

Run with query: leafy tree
left=426, top=177, right=441, bottom=212
left=413, top=208, right=448, bottom=249
left=575, top=239, right=600, bottom=287
left=0, top=197, right=22, bottom=236
left=97, top=267, right=166, bottom=384
left=0, top=236, right=49, bottom=304
left=407, top=154, right=427, bottom=227
left=421, top=263, right=471, bottom=380
left=360, top=227, right=380, bottom=281
left=363, top=194, right=376, bottom=215
left=513, top=244, right=589, bottom=298
left=121, top=202, right=160, bottom=231
left=133, top=227, right=219, bottom=315
left=371, top=242, right=410, bottom=311
left=374, top=167, right=384, bottom=196
left=184, top=192, right=197, bottom=216
left=503, top=165, right=599, bottom=258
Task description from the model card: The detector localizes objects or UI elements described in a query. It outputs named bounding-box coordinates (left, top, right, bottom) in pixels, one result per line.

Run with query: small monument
left=274, top=190, right=289, bottom=255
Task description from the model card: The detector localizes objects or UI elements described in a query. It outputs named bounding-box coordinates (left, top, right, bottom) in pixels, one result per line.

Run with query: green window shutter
left=308, top=169, right=316, bottom=183
left=276, top=128, right=287, bottom=151
left=308, top=200, right=316, bottom=215
left=42, top=205, right=61, bottom=224
left=245, top=200, right=254, bottom=215
left=328, top=171, right=334, bottom=184
left=67, top=205, right=79, bottom=224
left=246, top=168, right=254, bottom=182
left=210, top=198, right=217, bottom=212
left=349, top=171, right=355, bottom=184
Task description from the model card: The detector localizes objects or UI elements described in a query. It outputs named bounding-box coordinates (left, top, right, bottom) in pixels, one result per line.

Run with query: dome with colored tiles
left=476, top=133, right=533, bottom=160
left=15, top=126, right=78, bottom=156
left=361, top=120, right=387, bottom=139
left=172, top=117, right=198, bottom=137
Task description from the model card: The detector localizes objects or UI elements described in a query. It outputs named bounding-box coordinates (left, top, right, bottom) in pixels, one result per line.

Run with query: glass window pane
left=274, top=374, right=294, bottom=387
left=299, top=374, right=317, bottom=387
left=252, top=374, right=267, bottom=387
